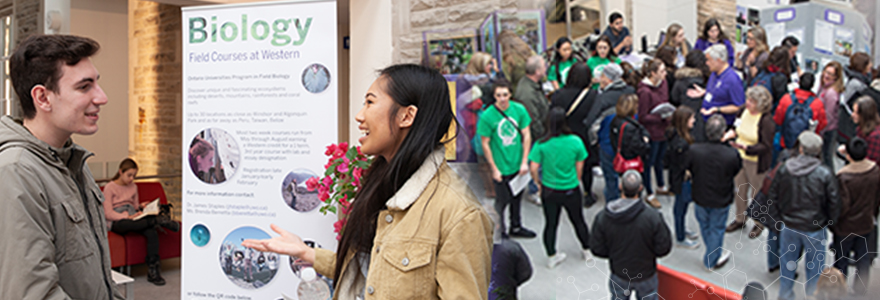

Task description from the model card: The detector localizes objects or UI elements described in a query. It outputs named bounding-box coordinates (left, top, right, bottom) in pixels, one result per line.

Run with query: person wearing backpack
left=773, top=72, right=826, bottom=150
left=750, top=46, right=791, bottom=110
left=839, top=53, right=878, bottom=143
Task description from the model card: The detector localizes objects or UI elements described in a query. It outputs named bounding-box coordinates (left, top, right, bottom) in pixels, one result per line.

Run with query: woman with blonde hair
left=609, top=94, right=651, bottom=201
left=721, top=86, right=776, bottom=237
left=659, top=23, right=691, bottom=67
left=736, top=26, right=770, bottom=84
left=818, top=61, right=845, bottom=168
left=455, top=51, right=496, bottom=163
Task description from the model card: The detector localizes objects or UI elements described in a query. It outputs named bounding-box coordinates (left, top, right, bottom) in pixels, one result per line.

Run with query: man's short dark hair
left=782, top=36, right=799, bottom=47
left=621, top=170, right=642, bottom=198
left=799, top=72, right=815, bottom=91
left=492, top=78, right=511, bottom=94
left=847, top=137, right=868, bottom=161
left=10, top=35, right=100, bottom=119
left=609, top=12, right=623, bottom=24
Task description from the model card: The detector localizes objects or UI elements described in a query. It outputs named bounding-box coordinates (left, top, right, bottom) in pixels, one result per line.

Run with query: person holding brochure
left=102, top=158, right=179, bottom=285
left=244, top=64, right=493, bottom=299
left=529, top=107, right=592, bottom=268
left=479, top=78, right=537, bottom=238
left=637, top=59, right=672, bottom=205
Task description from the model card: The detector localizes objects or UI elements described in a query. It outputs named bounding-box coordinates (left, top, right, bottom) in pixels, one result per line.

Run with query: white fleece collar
left=385, top=148, right=446, bottom=211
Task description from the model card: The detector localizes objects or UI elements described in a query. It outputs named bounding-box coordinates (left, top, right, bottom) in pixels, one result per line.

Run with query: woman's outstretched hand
left=242, top=224, right=315, bottom=265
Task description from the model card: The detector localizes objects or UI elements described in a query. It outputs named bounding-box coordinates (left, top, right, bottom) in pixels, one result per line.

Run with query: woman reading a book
left=102, top=158, right=179, bottom=286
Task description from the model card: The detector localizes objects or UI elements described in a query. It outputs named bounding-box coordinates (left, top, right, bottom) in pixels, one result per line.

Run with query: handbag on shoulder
left=612, top=122, right=644, bottom=173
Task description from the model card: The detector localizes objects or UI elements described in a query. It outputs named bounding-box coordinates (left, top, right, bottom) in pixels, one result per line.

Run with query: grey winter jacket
left=0, top=116, right=123, bottom=300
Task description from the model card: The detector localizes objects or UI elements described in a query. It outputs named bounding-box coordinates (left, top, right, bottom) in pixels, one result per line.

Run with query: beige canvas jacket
left=314, top=149, right=493, bottom=300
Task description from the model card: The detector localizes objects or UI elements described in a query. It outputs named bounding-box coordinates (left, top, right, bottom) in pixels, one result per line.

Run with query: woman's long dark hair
left=671, top=106, right=695, bottom=144
left=541, top=106, right=573, bottom=143
left=112, top=158, right=138, bottom=181
left=553, top=37, right=573, bottom=64
left=593, top=35, right=618, bottom=61
left=700, top=18, right=729, bottom=42
left=763, top=46, right=791, bottom=75
left=564, top=62, right=592, bottom=90
left=334, top=64, right=457, bottom=280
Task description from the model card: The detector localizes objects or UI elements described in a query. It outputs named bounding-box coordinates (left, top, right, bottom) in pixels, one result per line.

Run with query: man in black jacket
left=591, top=170, right=671, bottom=300
left=769, top=131, right=839, bottom=300
left=684, top=115, right=741, bottom=271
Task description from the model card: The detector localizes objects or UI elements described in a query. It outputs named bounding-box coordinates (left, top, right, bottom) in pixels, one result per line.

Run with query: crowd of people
left=459, top=12, right=880, bottom=300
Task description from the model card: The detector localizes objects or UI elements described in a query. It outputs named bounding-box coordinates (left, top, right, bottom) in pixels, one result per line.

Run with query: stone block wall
left=129, top=0, right=182, bottom=218
left=13, top=0, right=38, bottom=45
left=392, top=0, right=518, bottom=64
left=697, top=0, right=735, bottom=40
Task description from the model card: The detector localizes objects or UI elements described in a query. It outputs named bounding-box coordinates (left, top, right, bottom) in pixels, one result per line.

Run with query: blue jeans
left=609, top=273, right=658, bottom=300
left=778, top=227, right=827, bottom=300
left=768, top=229, right=781, bottom=270
left=673, top=180, right=693, bottom=242
left=643, top=141, right=667, bottom=194
left=694, top=204, right=729, bottom=268
left=600, top=149, right=619, bottom=201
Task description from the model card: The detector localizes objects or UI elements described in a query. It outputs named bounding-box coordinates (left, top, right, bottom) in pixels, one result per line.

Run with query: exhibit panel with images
left=181, top=1, right=338, bottom=299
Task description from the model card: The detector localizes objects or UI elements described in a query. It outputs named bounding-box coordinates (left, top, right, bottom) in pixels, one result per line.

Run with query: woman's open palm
left=242, top=224, right=311, bottom=262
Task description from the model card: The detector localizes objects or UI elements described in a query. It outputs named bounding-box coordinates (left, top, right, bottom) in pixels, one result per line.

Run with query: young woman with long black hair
left=529, top=107, right=592, bottom=268
left=244, top=64, right=493, bottom=299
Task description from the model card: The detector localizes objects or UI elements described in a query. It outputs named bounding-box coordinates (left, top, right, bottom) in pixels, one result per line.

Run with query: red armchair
left=104, top=182, right=181, bottom=272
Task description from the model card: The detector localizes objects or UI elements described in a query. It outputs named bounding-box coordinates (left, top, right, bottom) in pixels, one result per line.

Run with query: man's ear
left=397, top=105, right=418, bottom=129
left=30, top=85, right=52, bottom=113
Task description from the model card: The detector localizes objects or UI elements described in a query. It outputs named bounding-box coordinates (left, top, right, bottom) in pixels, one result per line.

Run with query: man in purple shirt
left=689, top=44, right=745, bottom=125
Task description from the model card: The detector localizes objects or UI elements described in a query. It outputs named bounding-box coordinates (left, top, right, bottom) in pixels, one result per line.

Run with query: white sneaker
left=708, top=250, right=732, bottom=271
left=527, top=193, right=542, bottom=205
left=686, top=230, right=700, bottom=240
left=582, top=249, right=594, bottom=261
left=675, top=239, right=700, bottom=249
left=548, top=253, right=567, bottom=269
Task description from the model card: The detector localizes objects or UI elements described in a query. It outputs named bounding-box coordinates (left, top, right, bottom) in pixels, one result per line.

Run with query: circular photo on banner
left=281, top=169, right=321, bottom=212
left=219, top=226, right=280, bottom=290
left=302, top=63, right=330, bottom=94
left=188, top=128, right=240, bottom=184
left=190, top=223, right=211, bottom=247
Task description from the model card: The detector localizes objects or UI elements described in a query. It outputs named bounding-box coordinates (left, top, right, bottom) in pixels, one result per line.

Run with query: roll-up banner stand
left=181, top=1, right=338, bottom=299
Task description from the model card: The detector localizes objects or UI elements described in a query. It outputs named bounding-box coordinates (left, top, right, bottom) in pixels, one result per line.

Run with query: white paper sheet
left=508, top=172, right=532, bottom=196
left=133, top=198, right=160, bottom=221
left=765, top=23, right=786, bottom=48
left=814, top=20, right=834, bottom=54
left=785, top=28, right=804, bottom=46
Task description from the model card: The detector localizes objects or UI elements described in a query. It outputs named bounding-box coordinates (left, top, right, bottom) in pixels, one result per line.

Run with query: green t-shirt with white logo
left=528, top=134, right=588, bottom=190
left=478, top=102, right=531, bottom=176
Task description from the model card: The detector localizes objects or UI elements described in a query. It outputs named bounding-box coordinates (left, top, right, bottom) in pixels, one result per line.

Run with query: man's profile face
left=45, top=58, right=107, bottom=136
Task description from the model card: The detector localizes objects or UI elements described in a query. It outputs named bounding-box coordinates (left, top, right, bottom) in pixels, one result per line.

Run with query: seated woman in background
left=102, top=158, right=179, bottom=286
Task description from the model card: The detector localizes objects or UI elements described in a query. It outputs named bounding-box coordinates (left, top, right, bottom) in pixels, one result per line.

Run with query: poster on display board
left=181, top=0, right=338, bottom=299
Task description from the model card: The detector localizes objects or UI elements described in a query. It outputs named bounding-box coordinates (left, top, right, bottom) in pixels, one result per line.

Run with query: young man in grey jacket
left=0, top=35, right=122, bottom=299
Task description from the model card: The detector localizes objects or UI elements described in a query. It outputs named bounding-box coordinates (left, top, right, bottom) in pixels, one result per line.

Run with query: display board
left=181, top=0, right=338, bottom=299
left=759, top=2, right=871, bottom=76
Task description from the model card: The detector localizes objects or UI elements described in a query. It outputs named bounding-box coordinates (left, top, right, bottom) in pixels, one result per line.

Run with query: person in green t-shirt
left=548, top=37, right=578, bottom=90
left=479, top=79, right=537, bottom=238
left=528, top=106, right=592, bottom=268
left=586, top=35, right=622, bottom=90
